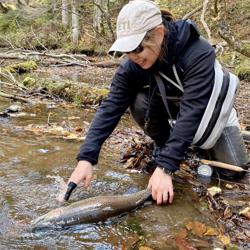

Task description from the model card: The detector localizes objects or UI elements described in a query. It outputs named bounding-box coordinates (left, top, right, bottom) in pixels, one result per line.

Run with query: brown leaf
left=204, top=227, right=218, bottom=236
left=185, top=221, right=207, bottom=237
left=74, top=127, right=83, bottom=132
left=175, top=236, right=197, bottom=250
left=180, top=162, right=189, bottom=170
left=176, top=228, right=188, bottom=239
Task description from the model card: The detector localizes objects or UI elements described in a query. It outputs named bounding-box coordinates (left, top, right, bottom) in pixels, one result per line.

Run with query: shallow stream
left=0, top=98, right=219, bottom=249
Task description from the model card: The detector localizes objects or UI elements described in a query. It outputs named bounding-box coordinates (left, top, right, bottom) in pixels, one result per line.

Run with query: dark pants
left=130, top=90, right=249, bottom=179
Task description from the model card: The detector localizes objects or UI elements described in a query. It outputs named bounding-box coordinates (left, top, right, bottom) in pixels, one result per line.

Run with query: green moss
left=20, top=76, right=109, bottom=105
left=4, top=61, right=37, bottom=74
left=235, top=60, right=250, bottom=81
left=73, top=95, right=82, bottom=106
left=22, top=76, right=37, bottom=87
left=126, top=216, right=144, bottom=235
left=78, top=87, right=109, bottom=105
left=5, top=195, right=14, bottom=205
left=226, top=244, right=240, bottom=250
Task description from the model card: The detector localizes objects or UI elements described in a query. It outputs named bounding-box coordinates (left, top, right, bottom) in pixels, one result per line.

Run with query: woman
left=67, top=0, right=249, bottom=204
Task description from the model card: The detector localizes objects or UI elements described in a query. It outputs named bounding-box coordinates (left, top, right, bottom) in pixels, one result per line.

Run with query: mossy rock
left=23, top=78, right=109, bottom=105
left=78, top=87, right=109, bottom=105
left=4, top=60, right=37, bottom=74
left=235, top=60, right=250, bottom=81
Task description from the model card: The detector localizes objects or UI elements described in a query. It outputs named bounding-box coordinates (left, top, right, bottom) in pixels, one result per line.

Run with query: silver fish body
left=31, top=189, right=151, bottom=229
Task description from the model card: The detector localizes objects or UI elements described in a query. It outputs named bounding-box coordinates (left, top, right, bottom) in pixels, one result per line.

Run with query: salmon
left=31, top=189, right=151, bottom=229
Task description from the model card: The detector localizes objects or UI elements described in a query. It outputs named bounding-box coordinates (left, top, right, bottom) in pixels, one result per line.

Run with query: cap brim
left=108, top=32, right=146, bottom=54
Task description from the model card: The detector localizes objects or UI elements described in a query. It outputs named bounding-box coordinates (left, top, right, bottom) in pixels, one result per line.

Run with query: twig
left=182, top=5, right=203, bottom=20
left=0, top=80, right=26, bottom=93
left=94, top=2, right=115, bottom=41
left=200, top=0, right=212, bottom=43
left=0, top=71, right=28, bottom=91
left=0, top=35, right=16, bottom=49
left=31, top=26, right=48, bottom=51
left=47, top=112, right=52, bottom=126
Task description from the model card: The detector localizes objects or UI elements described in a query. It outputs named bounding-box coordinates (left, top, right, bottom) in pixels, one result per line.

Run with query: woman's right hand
left=68, top=160, right=93, bottom=189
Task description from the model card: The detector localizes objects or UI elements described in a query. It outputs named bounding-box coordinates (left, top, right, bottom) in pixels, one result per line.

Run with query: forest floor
left=0, top=54, right=250, bottom=248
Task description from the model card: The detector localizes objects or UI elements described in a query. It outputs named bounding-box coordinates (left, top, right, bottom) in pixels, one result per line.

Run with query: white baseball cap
left=108, top=0, right=162, bottom=54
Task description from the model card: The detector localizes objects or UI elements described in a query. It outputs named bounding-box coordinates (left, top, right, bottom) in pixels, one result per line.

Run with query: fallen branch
left=0, top=50, right=121, bottom=68
left=218, top=19, right=250, bottom=58
left=91, top=60, right=120, bottom=68
left=0, top=91, right=33, bottom=103
left=0, top=71, right=28, bottom=91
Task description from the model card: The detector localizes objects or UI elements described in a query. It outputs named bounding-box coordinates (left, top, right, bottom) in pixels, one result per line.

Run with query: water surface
left=0, top=98, right=216, bottom=249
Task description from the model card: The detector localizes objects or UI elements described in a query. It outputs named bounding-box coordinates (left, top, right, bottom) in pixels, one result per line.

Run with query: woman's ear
left=154, top=25, right=165, bottom=45
left=155, top=25, right=165, bottom=36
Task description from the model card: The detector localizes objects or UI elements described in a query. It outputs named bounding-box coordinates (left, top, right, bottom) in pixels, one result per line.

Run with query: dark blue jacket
left=77, top=18, right=216, bottom=173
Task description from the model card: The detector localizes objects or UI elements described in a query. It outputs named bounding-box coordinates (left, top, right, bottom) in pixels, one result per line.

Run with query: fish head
left=31, top=208, right=63, bottom=230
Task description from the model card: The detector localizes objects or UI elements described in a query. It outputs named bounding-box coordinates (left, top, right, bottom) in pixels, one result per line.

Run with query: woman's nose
left=128, top=53, right=141, bottom=63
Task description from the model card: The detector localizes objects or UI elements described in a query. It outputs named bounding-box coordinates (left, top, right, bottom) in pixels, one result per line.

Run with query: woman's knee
left=129, top=91, right=171, bottom=146
left=130, top=91, right=148, bottom=127
left=209, top=126, right=249, bottom=179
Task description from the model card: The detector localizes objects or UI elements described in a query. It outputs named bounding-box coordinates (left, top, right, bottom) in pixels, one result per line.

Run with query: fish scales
left=32, top=189, right=151, bottom=229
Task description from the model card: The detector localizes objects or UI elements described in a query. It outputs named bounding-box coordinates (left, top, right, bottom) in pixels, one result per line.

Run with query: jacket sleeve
left=155, top=48, right=216, bottom=172
left=76, top=61, right=138, bottom=164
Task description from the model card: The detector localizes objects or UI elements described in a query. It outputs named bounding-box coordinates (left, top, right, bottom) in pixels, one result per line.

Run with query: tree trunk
left=93, top=0, right=103, bottom=36
left=71, top=0, right=80, bottom=46
left=51, top=0, right=57, bottom=13
left=62, top=0, right=69, bottom=27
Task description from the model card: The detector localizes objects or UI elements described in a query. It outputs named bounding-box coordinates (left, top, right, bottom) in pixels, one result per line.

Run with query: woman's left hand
left=147, top=167, right=174, bottom=205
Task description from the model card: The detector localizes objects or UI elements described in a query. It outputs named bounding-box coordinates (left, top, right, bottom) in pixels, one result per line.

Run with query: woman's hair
left=160, top=9, right=175, bottom=22
left=140, top=9, right=174, bottom=62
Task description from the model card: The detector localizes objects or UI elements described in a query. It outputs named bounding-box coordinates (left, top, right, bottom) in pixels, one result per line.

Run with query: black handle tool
left=64, top=181, right=77, bottom=201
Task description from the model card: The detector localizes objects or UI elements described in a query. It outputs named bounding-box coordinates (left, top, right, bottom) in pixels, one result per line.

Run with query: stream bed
left=0, top=97, right=246, bottom=249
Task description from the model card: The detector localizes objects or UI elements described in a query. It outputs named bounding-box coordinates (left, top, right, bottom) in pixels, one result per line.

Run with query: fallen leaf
left=75, top=126, right=83, bottom=132
left=239, top=207, right=250, bottom=220
left=63, top=133, right=79, bottom=139
left=176, top=228, right=188, bottom=239
left=139, top=247, right=154, bottom=250
left=180, top=162, right=189, bottom=170
left=244, top=230, right=250, bottom=238
left=225, top=184, right=233, bottom=189
left=185, top=221, right=207, bottom=237
left=207, top=187, right=222, bottom=196
left=218, top=235, right=231, bottom=246
left=175, top=236, right=197, bottom=250
left=204, top=227, right=218, bottom=236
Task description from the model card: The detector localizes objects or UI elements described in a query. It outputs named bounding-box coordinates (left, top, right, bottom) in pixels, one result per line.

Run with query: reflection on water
left=0, top=98, right=215, bottom=249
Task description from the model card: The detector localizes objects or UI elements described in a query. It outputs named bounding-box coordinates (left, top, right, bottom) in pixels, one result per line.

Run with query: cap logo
left=117, top=21, right=131, bottom=33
